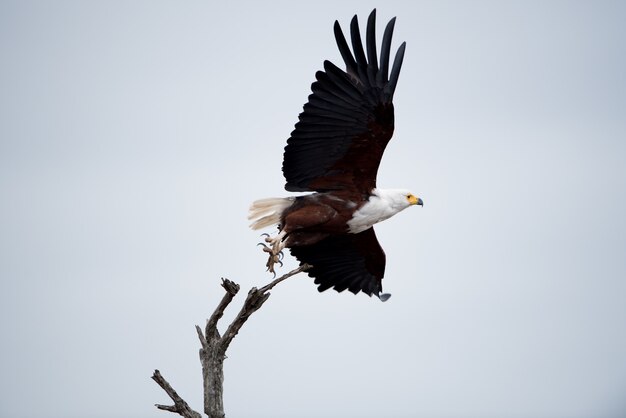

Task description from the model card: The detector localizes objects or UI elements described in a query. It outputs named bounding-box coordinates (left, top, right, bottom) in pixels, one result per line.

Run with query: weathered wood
left=206, top=279, right=240, bottom=339
left=152, top=264, right=311, bottom=418
left=151, top=370, right=202, bottom=418
left=221, top=265, right=310, bottom=353
left=200, top=338, right=226, bottom=418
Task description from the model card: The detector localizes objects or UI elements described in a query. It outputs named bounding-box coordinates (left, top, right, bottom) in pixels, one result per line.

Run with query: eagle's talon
left=265, top=259, right=277, bottom=278
left=257, top=231, right=287, bottom=275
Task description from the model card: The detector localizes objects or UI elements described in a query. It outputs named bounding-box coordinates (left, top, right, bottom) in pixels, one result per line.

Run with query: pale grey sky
left=1, top=1, right=625, bottom=417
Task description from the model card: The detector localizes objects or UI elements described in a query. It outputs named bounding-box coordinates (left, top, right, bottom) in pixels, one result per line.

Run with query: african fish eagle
left=248, top=9, right=423, bottom=301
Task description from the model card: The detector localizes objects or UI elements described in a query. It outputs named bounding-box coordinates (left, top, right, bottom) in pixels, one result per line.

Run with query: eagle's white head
left=347, top=188, right=423, bottom=233
left=375, top=188, right=423, bottom=211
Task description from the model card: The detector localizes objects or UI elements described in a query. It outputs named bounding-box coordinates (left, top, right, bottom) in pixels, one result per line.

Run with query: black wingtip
left=378, top=16, right=397, bottom=85
left=386, top=41, right=406, bottom=97
left=366, top=9, right=378, bottom=73
left=334, top=19, right=358, bottom=77
left=350, top=14, right=367, bottom=76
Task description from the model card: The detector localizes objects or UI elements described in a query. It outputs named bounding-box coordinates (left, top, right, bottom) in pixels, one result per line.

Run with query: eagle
left=248, top=9, right=422, bottom=301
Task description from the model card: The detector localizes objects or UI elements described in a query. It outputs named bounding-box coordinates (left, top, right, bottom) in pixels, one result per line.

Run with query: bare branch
left=155, top=404, right=178, bottom=413
left=218, top=288, right=267, bottom=354
left=195, top=325, right=208, bottom=350
left=205, top=278, right=240, bottom=339
left=151, top=370, right=202, bottom=418
left=219, top=264, right=311, bottom=354
left=258, top=263, right=311, bottom=293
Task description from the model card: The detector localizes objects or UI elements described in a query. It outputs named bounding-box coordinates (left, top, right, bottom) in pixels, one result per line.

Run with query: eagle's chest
left=346, top=197, right=397, bottom=233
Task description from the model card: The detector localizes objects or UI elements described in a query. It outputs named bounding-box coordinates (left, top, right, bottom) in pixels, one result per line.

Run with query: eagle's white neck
left=346, top=188, right=412, bottom=233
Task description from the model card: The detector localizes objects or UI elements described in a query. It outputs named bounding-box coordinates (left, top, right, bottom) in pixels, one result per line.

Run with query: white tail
left=248, top=197, right=294, bottom=230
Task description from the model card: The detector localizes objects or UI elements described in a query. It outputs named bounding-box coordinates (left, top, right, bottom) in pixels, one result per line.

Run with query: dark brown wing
left=282, top=9, right=406, bottom=194
left=289, top=227, right=387, bottom=298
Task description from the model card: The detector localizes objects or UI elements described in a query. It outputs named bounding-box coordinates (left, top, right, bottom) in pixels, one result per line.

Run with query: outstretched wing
left=282, top=9, right=406, bottom=194
left=289, top=227, right=387, bottom=298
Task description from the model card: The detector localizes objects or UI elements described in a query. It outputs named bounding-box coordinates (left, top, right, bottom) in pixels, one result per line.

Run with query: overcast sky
left=1, top=1, right=626, bottom=417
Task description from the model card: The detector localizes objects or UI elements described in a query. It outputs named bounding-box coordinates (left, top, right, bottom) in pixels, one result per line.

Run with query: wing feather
left=289, top=228, right=386, bottom=297
left=283, top=10, right=406, bottom=193
left=387, top=42, right=407, bottom=98
left=378, top=17, right=396, bottom=87
left=366, top=10, right=379, bottom=88
left=350, top=15, right=368, bottom=82
left=333, top=20, right=358, bottom=78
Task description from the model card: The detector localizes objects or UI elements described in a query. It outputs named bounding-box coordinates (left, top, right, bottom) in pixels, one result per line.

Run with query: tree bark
left=200, top=344, right=225, bottom=418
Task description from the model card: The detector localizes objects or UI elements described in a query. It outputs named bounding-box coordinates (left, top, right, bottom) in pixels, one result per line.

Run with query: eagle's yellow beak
left=408, top=195, right=424, bottom=206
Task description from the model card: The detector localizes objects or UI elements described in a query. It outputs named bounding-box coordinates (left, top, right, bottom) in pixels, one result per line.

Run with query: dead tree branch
left=153, top=264, right=311, bottom=418
left=151, top=370, right=202, bottom=418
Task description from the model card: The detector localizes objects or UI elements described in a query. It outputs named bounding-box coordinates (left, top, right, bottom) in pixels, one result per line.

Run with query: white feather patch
left=248, top=197, right=294, bottom=230
left=347, top=188, right=412, bottom=233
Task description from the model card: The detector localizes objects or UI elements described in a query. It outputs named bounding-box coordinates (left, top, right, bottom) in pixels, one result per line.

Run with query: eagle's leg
left=258, top=230, right=287, bottom=275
